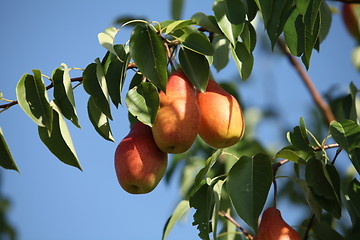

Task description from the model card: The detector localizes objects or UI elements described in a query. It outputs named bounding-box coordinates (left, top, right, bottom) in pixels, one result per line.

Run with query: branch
left=277, top=39, right=336, bottom=125
left=219, top=210, right=253, bottom=240
left=0, top=62, right=137, bottom=111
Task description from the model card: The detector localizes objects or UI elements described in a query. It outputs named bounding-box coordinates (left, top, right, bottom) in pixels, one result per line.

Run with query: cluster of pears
left=114, top=69, right=245, bottom=194
left=253, top=207, right=301, bottom=240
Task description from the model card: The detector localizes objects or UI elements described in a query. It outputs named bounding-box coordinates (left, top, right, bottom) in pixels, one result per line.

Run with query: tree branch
left=219, top=210, right=253, bottom=240
left=277, top=39, right=336, bottom=125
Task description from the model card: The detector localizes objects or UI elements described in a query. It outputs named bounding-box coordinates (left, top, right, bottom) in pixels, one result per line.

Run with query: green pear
left=196, top=78, right=245, bottom=148
left=114, top=122, right=168, bottom=194
left=253, top=207, right=301, bottom=240
left=151, top=69, right=200, bottom=153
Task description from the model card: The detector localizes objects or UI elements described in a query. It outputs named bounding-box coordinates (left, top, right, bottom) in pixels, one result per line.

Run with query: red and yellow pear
left=151, top=69, right=200, bottom=154
left=253, top=207, right=301, bottom=240
left=342, top=3, right=360, bottom=41
left=196, top=78, right=244, bottom=149
left=114, top=122, right=168, bottom=194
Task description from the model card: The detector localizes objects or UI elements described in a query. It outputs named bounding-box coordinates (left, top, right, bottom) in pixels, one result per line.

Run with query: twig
left=219, top=210, right=253, bottom=240
left=303, top=214, right=315, bottom=240
left=277, top=39, right=336, bottom=125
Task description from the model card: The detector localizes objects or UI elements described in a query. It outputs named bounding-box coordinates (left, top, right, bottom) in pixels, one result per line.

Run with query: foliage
left=1, top=0, right=360, bottom=239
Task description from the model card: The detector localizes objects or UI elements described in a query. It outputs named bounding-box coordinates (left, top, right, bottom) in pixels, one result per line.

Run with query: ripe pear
left=253, top=207, right=301, bottom=240
left=151, top=69, right=200, bottom=154
left=342, top=4, right=360, bottom=41
left=114, top=122, right=168, bottom=194
left=196, top=78, right=244, bottom=149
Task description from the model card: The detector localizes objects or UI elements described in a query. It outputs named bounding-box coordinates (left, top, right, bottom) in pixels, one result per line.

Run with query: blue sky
left=0, top=0, right=358, bottom=239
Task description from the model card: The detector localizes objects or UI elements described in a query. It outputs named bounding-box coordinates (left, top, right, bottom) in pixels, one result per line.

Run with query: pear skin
left=114, top=122, right=168, bottom=194
left=196, top=79, right=244, bottom=148
left=253, top=207, right=301, bottom=240
left=342, top=4, right=360, bottom=41
left=151, top=70, right=200, bottom=153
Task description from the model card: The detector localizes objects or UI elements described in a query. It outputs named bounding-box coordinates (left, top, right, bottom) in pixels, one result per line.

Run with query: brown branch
left=277, top=39, right=336, bottom=125
left=0, top=62, right=137, bottom=111
left=219, top=210, right=253, bottom=240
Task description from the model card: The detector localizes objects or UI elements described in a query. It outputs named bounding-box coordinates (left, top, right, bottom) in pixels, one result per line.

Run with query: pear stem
left=219, top=210, right=253, bottom=240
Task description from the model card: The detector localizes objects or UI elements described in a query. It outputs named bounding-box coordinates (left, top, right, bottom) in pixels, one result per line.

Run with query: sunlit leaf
left=126, top=82, right=159, bottom=127
left=284, top=9, right=304, bottom=57
left=276, top=145, right=314, bottom=164
left=179, top=46, right=209, bottom=92
left=227, top=153, right=273, bottom=231
left=162, top=200, right=190, bottom=240
left=52, top=63, right=80, bottom=128
left=212, top=36, right=231, bottom=72
left=129, top=23, right=168, bottom=92
left=0, top=127, right=19, bottom=172
left=231, top=41, right=254, bottom=80
left=165, top=19, right=194, bottom=35
left=38, top=102, right=81, bottom=170
left=330, top=120, right=360, bottom=152
left=183, top=32, right=214, bottom=56
left=87, top=96, right=114, bottom=142
left=171, top=0, right=185, bottom=20
left=191, top=12, right=222, bottom=34
left=98, top=27, right=118, bottom=55
left=16, top=70, right=53, bottom=131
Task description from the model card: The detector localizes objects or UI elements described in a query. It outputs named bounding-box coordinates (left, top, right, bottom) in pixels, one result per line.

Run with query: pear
left=196, top=78, right=245, bottom=148
left=253, top=207, right=301, bottom=240
left=151, top=69, right=200, bottom=153
left=114, top=122, right=168, bottom=194
left=342, top=4, right=360, bottom=41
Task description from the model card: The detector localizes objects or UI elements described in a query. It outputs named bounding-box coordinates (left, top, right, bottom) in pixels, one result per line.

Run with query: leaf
left=162, top=200, right=190, bottom=240
left=231, top=41, right=254, bottom=80
left=349, top=148, right=360, bottom=175
left=98, top=27, right=118, bottom=55
left=286, top=125, right=312, bottom=152
left=126, top=82, right=159, bottom=127
left=190, top=182, right=214, bottom=240
left=183, top=32, right=214, bottom=56
left=213, top=0, right=245, bottom=46
left=297, top=179, right=322, bottom=221
left=52, top=63, right=80, bottom=128
left=227, top=153, right=273, bottom=231
left=255, top=0, right=274, bottom=26
left=171, top=0, right=185, bottom=20
left=82, top=62, right=112, bottom=120
left=38, top=102, right=82, bottom=170
left=345, top=179, right=360, bottom=219
left=191, top=12, right=222, bottom=34
left=305, top=158, right=341, bottom=218
left=275, top=145, right=314, bottom=164
left=165, top=19, right=194, bottom=35
left=319, top=1, right=332, bottom=43
left=330, top=120, right=360, bottom=152
left=212, top=36, right=231, bottom=72
left=87, top=96, right=114, bottom=142
left=193, top=149, right=223, bottom=192
left=0, top=127, right=19, bottom=172
left=241, top=21, right=257, bottom=52
left=16, top=70, right=53, bottom=131
left=211, top=180, right=225, bottom=240
left=129, top=23, right=168, bottom=92
left=178, top=46, right=209, bottom=92
left=284, top=8, right=304, bottom=57
left=312, top=220, right=345, bottom=240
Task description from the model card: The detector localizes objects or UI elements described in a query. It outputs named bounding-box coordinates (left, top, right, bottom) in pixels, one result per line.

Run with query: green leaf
left=191, top=12, right=222, bottom=34
left=305, top=158, right=341, bottom=218
left=297, top=179, right=322, bottom=221
left=171, top=0, right=185, bottom=20
left=126, top=82, right=159, bottom=127
left=102, top=46, right=130, bottom=107
left=213, top=0, right=245, bottom=46
left=241, top=21, right=257, bottom=52
left=165, top=19, right=194, bottom=35
left=311, top=220, right=345, bottom=240
left=178, top=46, right=209, bottom=92
left=38, top=102, right=82, bottom=170
left=275, top=145, right=314, bottom=164
left=284, top=8, right=304, bottom=57
left=231, top=41, right=254, bottom=80
left=52, top=63, right=80, bottom=128
left=82, top=62, right=112, bottom=120
left=212, top=36, right=231, bottom=72
left=16, top=70, right=53, bottom=131
left=286, top=124, right=312, bottom=152
left=190, top=182, right=214, bottom=240
left=183, top=32, right=214, bottom=56
left=319, top=1, right=332, bottom=43
left=129, top=23, right=168, bottom=92
left=224, top=0, right=246, bottom=25
left=87, top=96, right=114, bottom=142
left=255, top=0, right=274, bottom=26
left=345, top=179, right=360, bottom=220
left=98, top=27, right=118, bottom=55
left=349, top=148, right=360, bottom=175
left=0, top=127, right=19, bottom=172
left=330, top=120, right=360, bottom=152
left=227, top=153, right=273, bottom=231
left=212, top=180, right=225, bottom=240
left=193, top=149, right=223, bottom=192
left=162, top=200, right=190, bottom=240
